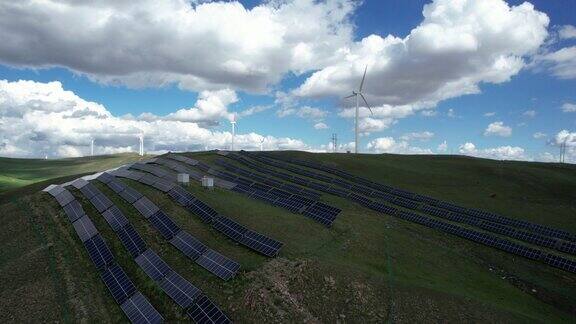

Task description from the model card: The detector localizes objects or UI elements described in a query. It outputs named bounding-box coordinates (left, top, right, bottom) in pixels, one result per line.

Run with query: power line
left=331, top=133, right=338, bottom=153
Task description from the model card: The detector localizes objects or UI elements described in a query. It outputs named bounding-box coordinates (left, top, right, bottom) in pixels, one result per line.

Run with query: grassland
left=1, top=151, right=575, bottom=323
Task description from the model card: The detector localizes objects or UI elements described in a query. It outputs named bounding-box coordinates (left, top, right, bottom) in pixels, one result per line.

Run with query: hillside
left=1, top=151, right=575, bottom=323
left=0, top=153, right=147, bottom=203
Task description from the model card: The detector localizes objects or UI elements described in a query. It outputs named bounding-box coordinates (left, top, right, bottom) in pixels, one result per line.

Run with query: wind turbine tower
left=230, top=114, right=237, bottom=151
left=138, top=134, right=144, bottom=156
left=91, top=138, right=94, bottom=157
left=259, top=138, right=265, bottom=152
left=344, top=65, right=373, bottom=154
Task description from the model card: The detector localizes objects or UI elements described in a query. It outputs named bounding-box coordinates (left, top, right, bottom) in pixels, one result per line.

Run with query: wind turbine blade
left=359, top=65, right=367, bottom=92
left=343, top=94, right=356, bottom=99
left=359, top=93, right=373, bottom=115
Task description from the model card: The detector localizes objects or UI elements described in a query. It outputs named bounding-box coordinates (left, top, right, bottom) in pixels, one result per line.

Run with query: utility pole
left=331, top=133, right=338, bottom=153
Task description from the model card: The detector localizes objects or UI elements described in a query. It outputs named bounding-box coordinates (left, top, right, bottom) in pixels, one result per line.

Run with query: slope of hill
left=0, top=153, right=147, bottom=203
left=1, top=151, right=575, bottom=323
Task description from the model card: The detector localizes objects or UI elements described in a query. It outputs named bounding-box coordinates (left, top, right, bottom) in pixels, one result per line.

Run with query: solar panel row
left=240, top=152, right=576, bottom=256
left=256, top=152, right=576, bottom=243
left=47, top=186, right=163, bottom=323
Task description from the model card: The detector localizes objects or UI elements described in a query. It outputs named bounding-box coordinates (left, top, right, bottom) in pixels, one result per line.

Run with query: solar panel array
left=236, top=152, right=576, bottom=257
left=221, top=152, right=576, bottom=274
left=46, top=186, right=163, bottom=323
left=257, top=152, right=576, bottom=243
left=115, top=162, right=284, bottom=258
left=165, top=156, right=340, bottom=227
left=95, top=173, right=241, bottom=280
left=69, top=178, right=231, bottom=322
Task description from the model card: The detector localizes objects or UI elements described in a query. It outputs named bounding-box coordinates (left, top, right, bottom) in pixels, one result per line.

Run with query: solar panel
left=186, top=199, right=218, bottom=223
left=151, top=178, right=175, bottom=192
left=80, top=183, right=100, bottom=199
left=118, top=187, right=143, bottom=204
left=73, top=215, right=99, bottom=242
left=349, top=193, right=372, bottom=206
left=211, top=216, right=248, bottom=242
left=138, top=173, right=159, bottom=186
left=47, top=185, right=65, bottom=197
left=117, top=224, right=148, bottom=258
left=159, top=271, right=201, bottom=309
left=101, top=264, right=137, bottom=304
left=102, top=206, right=129, bottom=231
left=62, top=200, right=85, bottom=222
left=106, top=179, right=126, bottom=193
left=133, top=197, right=159, bottom=218
left=543, top=254, right=576, bottom=273
left=170, top=231, right=207, bottom=261
left=84, top=234, right=115, bottom=271
left=167, top=186, right=196, bottom=206
left=272, top=197, right=306, bottom=213
left=241, top=230, right=283, bottom=257
left=125, top=170, right=146, bottom=181
left=120, top=292, right=164, bottom=324
left=55, top=190, right=75, bottom=207
left=135, top=249, right=172, bottom=282
left=149, top=211, right=181, bottom=240
left=109, top=168, right=132, bottom=178
left=71, top=178, right=89, bottom=189
left=89, top=193, right=114, bottom=213
left=187, top=294, right=231, bottom=324
left=196, top=249, right=240, bottom=281
left=96, top=172, right=114, bottom=184
left=558, top=241, right=576, bottom=255
left=368, top=201, right=398, bottom=215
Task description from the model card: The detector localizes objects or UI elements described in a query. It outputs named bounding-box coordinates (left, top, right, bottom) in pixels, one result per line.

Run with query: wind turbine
left=259, top=138, right=265, bottom=152
left=230, top=113, right=237, bottom=151
left=90, top=138, right=94, bottom=157
left=344, top=65, right=373, bottom=154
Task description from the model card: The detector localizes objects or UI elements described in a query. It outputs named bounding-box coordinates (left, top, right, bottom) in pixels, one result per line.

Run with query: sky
left=0, top=0, right=575, bottom=162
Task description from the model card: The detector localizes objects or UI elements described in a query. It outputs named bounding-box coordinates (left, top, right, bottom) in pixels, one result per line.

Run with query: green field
left=1, top=151, right=575, bottom=323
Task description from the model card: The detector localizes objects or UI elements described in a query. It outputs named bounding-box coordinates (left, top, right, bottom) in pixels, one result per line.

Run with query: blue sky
left=0, top=0, right=575, bottom=160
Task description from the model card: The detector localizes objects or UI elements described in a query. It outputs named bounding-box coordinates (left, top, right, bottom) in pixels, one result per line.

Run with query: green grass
left=1, top=151, right=575, bottom=323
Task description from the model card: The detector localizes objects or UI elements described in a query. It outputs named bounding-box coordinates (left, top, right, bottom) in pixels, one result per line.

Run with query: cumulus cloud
left=558, top=25, right=576, bottom=40
left=366, top=137, right=433, bottom=154
left=561, top=102, right=576, bottom=112
left=483, top=112, right=496, bottom=117
left=534, top=46, right=576, bottom=79
left=523, top=110, right=536, bottom=118
left=533, top=132, right=547, bottom=139
left=295, top=0, right=549, bottom=109
left=437, top=140, right=448, bottom=152
left=0, top=0, right=357, bottom=93
left=313, top=122, right=328, bottom=130
left=0, top=79, right=308, bottom=158
left=484, top=121, right=512, bottom=137
left=400, top=131, right=434, bottom=142
left=459, top=142, right=526, bottom=160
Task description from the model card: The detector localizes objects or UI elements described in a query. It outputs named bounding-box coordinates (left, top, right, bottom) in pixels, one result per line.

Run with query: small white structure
left=201, top=176, right=214, bottom=190
left=177, top=173, right=189, bottom=186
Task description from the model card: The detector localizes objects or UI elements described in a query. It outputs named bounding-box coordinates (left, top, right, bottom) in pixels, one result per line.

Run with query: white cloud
left=555, top=130, right=576, bottom=146
left=421, top=110, right=437, bottom=117
left=559, top=25, right=576, bottom=40
left=483, top=112, right=496, bottom=117
left=0, top=79, right=308, bottom=158
left=561, top=102, right=576, bottom=112
left=366, top=137, right=433, bottom=154
left=484, top=121, right=512, bottom=137
left=533, top=132, right=547, bottom=139
left=0, top=0, right=357, bottom=93
left=523, top=110, right=536, bottom=118
left=447, top=108, right=457, bottom=118
left=400, top=131, right=434, bottom=142
left=534, top=46, right=576, bottom=79
left=313, top=122, right=328, bottom=130
left=295, top=0, right=549, bottom=108
left=238, top=105, right=270, bottom=118
left=458, top=142, right=526, bottom=160
left=437, top=140, right=448, bottom=152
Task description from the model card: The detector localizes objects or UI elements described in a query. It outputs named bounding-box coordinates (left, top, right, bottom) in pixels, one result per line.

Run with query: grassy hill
left=0, top=153, right=147, bottom=203
left=1, top=151, right=575, bottom=323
